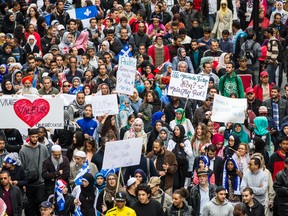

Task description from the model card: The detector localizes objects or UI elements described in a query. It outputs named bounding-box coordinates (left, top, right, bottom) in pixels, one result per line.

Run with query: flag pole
left=180, top=94, right=190, bottom=123
left=116, top=167, right=122, bottom=193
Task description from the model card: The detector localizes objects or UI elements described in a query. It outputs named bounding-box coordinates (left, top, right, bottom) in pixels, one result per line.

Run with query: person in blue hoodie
left=76, top=104, right=98, bottom=140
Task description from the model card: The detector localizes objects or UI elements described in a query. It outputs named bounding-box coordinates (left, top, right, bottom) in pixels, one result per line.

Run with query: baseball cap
left=260, top=71, right=269, bottom=77
left=197, top=170, right=208, bottom=176
left=126, top=177, right=137, bottom=187
left=259, top=106, right=268, bottom=114
left=40, top=201, right=52, bottom=208
left=148, top=176, right=161, bottom=188
left=245, top=87, right=254, bottom=94
left=50, top=45, right=59, bottom=51
left=57, top=24, right=65, bottom=31
left=115, top=192, right=126, bottom=201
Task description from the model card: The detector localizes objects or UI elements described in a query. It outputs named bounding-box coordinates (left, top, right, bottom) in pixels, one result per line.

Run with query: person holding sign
left=218, top=61, right=245, bottom=98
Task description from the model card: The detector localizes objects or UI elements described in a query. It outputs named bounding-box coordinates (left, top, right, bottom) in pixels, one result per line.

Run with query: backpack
left=244, top=41, right=257, bottom=65
left=269, top=39, right=284, bottom=63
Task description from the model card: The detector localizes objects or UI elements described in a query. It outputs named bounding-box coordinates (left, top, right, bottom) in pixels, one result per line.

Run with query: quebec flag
left=74, top=160, right=90, bottom=186
left=74, top=206, right=83, bottom=216
left=44, top=6, right=98, bottom=28
left=116, top=44, right=132, bottom=60
left=55, top=181, right=65, bottom=211
left=100, top=168, right=120, bottom=178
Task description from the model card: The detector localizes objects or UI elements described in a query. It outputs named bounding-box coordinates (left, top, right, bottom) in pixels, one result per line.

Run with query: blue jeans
left=208, top=14, right=216, bottom=29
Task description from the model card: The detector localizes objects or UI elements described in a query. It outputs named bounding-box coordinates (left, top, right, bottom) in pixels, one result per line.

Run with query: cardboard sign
left=0, top=95, right=64, bottom=128
left=91, top=94, right=118, bottom=116
left=168, top=71, right=209, bottom=101
left=211, top=94, right=247, bottom=123
left=102, top=138, right=143, bottom=169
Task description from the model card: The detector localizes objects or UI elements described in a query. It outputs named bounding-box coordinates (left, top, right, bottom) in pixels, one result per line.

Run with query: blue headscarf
left=151, top=111, right=164, bottom=126
left=0, top=64, right=8, bottom=83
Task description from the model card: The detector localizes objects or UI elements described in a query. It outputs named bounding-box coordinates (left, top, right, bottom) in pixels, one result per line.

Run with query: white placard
left=0, top=95, right=64, bottom=129
left=91, top=94, right=118, bottom=116
left=116, top=56, right=137, bottom=95
left=211, top=94, right=247, bottom=123
left=168, top=71, right=210, bottom=101
left=102, top=138, right=143, bottom=169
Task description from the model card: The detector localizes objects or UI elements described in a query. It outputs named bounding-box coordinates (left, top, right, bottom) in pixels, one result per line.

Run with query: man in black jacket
left=41, top=26, right=60, bottom=55
left=189, top=170, right=216, bottom=215
left=242, top=187, right=265, bottom=216
left=0, top=171, right=22, bottom=216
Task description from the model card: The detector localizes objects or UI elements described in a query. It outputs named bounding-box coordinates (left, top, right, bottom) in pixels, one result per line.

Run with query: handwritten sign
left=211, top=94, right=247, bottom=123
left=91, top=94, right=118, bottom=116
left=0, top=95, right=64, bottom=128
left=168, top=71, right=210, bottom=101
left=102, top=138, right=143, bottom=169
left=116, top=56, right=136, bottom=95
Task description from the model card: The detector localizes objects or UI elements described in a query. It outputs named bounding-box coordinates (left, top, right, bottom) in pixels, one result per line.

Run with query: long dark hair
left=101, top=115, right=117, bottom=138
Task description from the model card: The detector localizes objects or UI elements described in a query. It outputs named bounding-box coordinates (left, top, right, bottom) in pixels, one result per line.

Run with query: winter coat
left=273, top=168, right=288, bottom=215
left=165, top=202, right=195, bottom=216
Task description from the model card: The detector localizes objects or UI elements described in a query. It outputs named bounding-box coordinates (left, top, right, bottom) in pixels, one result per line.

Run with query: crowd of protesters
left=0, top=0, right=288, bottom=216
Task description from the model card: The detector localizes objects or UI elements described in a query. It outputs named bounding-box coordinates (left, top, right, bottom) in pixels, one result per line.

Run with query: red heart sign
left=13, top=99, right=50, bottom=127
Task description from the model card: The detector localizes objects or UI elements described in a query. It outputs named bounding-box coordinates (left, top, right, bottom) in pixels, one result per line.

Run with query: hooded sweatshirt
left=202, top=197, right=234, bottom=216
left=218, top=72, right=245, bottom=98
left=59, top=32, right=73, bottom=54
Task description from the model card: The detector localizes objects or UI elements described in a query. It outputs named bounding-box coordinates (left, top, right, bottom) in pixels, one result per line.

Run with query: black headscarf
left=225, top=134, right=240, bottom=158
left=172, top=124, right=186, bottom=143
left=1, top=79, right=15, bottom=94
left=2, top=12, right=15, bottom=34
left=80, top=173, right=96, bottom=200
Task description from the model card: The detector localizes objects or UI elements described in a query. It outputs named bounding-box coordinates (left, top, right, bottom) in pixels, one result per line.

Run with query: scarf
left=172, top=124, right=186, bottom=143
left=222, top=158, right=241, bottom=195
left=104, top=174, right=117, bottom=202
left=219, top=0, right=228, bottom=19
left=80, top=173, right=96, bottom=202
left=175, top=108, right=186, bottom=124
left=254, top=116, right=269, bottom=136
left=177, top=47, right=186, bottom=61
left=232, top=123, right=250, bottom=144
left=94, top=172, right=106, bottom=192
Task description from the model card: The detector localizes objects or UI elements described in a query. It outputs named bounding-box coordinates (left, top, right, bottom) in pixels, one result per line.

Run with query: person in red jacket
left=253, top=71, right=275, bottom=102
left=148, top=34, right=170, bottom=69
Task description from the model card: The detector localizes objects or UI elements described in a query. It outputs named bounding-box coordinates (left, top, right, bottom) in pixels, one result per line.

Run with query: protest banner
left=211, top=94, right=247, bottom=123
left=91, top=94, right=118, bottom=116
left=116, top=56, right=137, bottom=95
left=168, top=71, right=210, bottom=101
left=0, top=95, right=64, bottom=129
left=102, top=138, right=143, bottom=169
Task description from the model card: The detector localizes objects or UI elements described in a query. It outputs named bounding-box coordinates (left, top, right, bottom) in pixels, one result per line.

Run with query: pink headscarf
left=74, top=31, right=89, bottom=52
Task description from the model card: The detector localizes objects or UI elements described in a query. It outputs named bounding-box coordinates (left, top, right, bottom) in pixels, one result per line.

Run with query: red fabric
left=129, top=18, right=148, bottom=34
left=238, top=74, right=252, bottom=91
left=253, top=83, right=274, bottom=101
left=147, top=45, right=170, bottom=66
left=22, top=76, right=32, bottom=85
left=24, top=32, right=42, bottom=52
left=161, top=76, right=170, bottom=85
left=272, top=150, right=286, bottom=180
left=193, top=0, right=202, bottom=12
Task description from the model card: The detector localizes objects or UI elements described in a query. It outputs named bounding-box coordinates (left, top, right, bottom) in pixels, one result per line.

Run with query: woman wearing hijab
left=59, top=32, right=74, bottom=54
left=157, top=127, right=172, bottom=149
left=169, top=108, right=194, bottom=141
left=211, top=133, right=225, bottom=159
left=172, top=47, right=194, bottom=73
left=231, top=123, right=250, bottom=144
left=1, top=12, right=16, bottom=34
left=74, top=31, right=90, bottom=55
left=128, top=89, right=142, bottom=115
left=167, top=124, right=193, bottom=189
left=271, top=1, right=288, bottom=24
left=147, top=120, right=164, bottom=153
left=96, top=173, right=117, bottom=215
left=212, top=0, right=233, bottom=39
left=96, top=40, right=115, bottom=59
left=0, top=80, right=16, bottom=95
left=72, top=173, right=97, bottom=216
left=119, top=96, right=135, bottom=128
left=216, top=52, right=230, bottom=77
left=134, top=169, right=148, bottom=183
left=246, top=116, right=273, bottom=156
left=24, top=35, right=41, bottom=55
left=222, top=158, right=242, bottom=203
left=224, top=134, right=241, bottom=159
left=124, top=118, right=148, bottom=150
left=0, top=64, right=8, bottom=84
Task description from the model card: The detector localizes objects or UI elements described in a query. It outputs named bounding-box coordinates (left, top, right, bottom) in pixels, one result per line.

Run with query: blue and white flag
left=44, top=6, right=98, bottom=28
left=115, top=44, right=132, bottom=60
left=74, top=160, right=90, bottom=186
left=55, top=181, right=65, bottom=211
left=100, top=168, right=119, bottom=178
left=74, top=206, right=83, bottom=216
